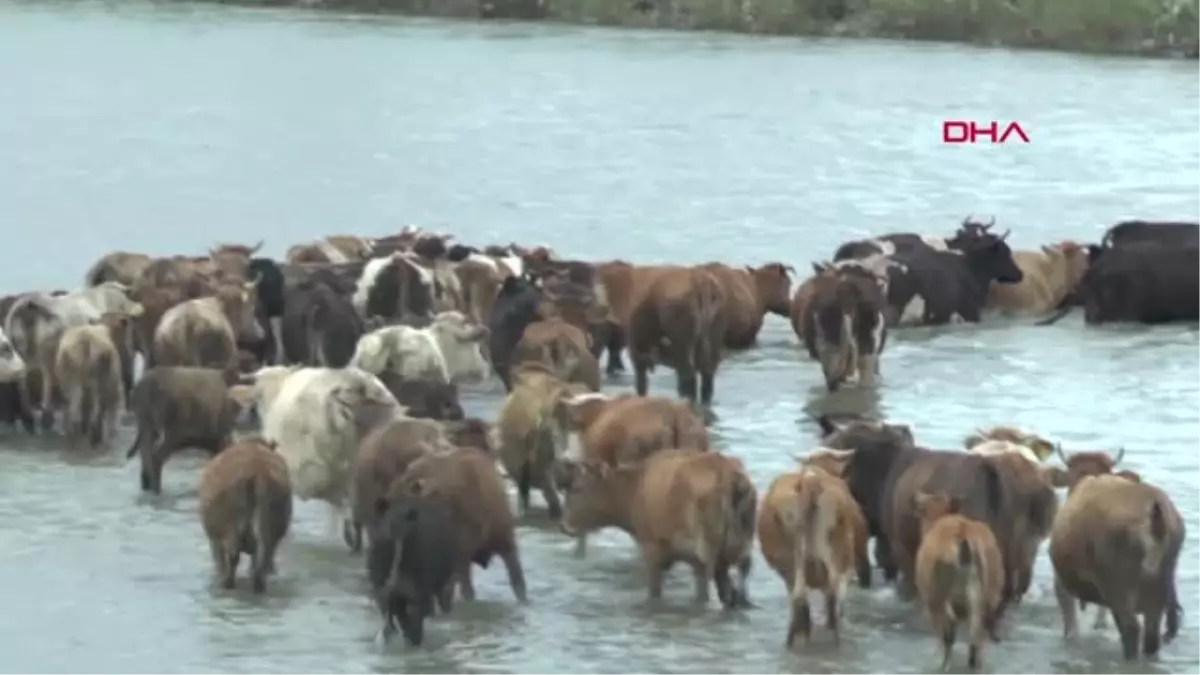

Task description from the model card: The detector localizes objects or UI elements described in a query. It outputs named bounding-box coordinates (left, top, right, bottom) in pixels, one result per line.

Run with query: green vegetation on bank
left=286, top=0, right=1199, bottom=58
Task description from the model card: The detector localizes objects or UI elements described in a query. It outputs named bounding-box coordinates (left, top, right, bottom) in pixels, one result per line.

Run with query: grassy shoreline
left=244, top=0, right=1200, bottom=59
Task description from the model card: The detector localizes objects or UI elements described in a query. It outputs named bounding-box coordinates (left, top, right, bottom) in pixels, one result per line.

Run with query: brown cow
left=53, top=322, right=124, bottom=448
left=1049, top=453, right=1184, bottom=661
left=84, top=251, right=153, bottom=288
left=510, top=317, right=601, bottom=392
left=345, top=416, right=452, bottom=553
left=560, top=449, right=756, bottom=608
left=564, top=393, right=710, bottom=467
left=626, top=266, right=727, bottom=413
left=154, top=279, right=264, bottom=371
left=495, top=363, right=589, bottom=518
left=795, top=263, right=888, bottom=391
left=758, top=465, right=869, bottom=648
left=126, top=366, right=247, bottom=494
left=986, top=241, right=1089, bottom=315
left=700, top=262, right=793, bottom=349
left=396, top=447, right=528, bottom=603
left=913, top=492, right=1006, bottom=671
left=452, top=257, right=505, bottom=327
left=593, top=261, right=673, bottom=374
left=198, top=438, right=292, bottom=593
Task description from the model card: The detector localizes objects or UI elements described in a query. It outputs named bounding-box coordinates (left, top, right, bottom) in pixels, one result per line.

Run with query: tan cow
left=345, top=416, right=452, bottom=552
left=963, top=425, right=1056, bottom=463
left=154, top=279, right=264, bottom=371
left=510, top=318, right=601, bottom=391
left=495, top=364, right=589, bottom=518
left=700, top=262, right=793, bottom=350
left=560, top=449, right=757, bottom=608
left=913, top=492, right=1006, bottom=672
left=396, top=447, right=528, bottom=604
left=54, top=321, right=125, bottom=448
left=198, top=438, right=292, bottom=593
left=758, top=465, right=869, bottom=648
left=1049, top=451, right=1184, bottom=661
left=986, top=241, right=1089, bottom=315
left=83, top=251, right=153, bottom=288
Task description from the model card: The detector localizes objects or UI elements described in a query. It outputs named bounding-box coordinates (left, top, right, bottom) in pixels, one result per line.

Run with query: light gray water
left=0, top=2, right=1197, bottom=673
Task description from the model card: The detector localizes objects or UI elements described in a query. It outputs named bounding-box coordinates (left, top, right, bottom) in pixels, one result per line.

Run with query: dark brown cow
left=1050, top=461, right=1184, bottom=661
left=795, top=263, right=888, bottom=391
left=374, top=371, right=463, bottom=421
left=593, top=261, right=672, bottom=374
left=199, top=438, right=292, bottom=593
left=511, top=317, right=601, bottom=392
left=700, top=262, right=793, bottom=349
left=626, top=266, right=727, bottom=413
left=396, top=447, right=528, bottom=604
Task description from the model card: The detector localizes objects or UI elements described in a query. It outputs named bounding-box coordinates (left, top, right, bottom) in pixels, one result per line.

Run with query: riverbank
left=257, top=0, right=1199, bottom=58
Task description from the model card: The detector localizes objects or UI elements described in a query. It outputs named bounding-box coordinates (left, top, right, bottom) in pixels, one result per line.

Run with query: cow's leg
left=1054, top=574, right=1079, bottom=639
left=787, top=570, right=811, bottom=648
left=938, top=611, right=956, bottom=671
left=1112, top=603, right=1141, bottom=661
left=642, top=542, right=667, bottom=601
left=713, top=561, right=734, bottom=608
left=604, top=325, right=625, bottom=374
left=222, top=541, right=240, bottom=590
left=826, top=578, right=847, bottom=645
left=632, top=356, right=651, bottom=396
left=675, top=360, right=698, bottom=407
left=540, top=476, right=562, bottom=521
left=1142, top=605, right=1163, bottom=657
left=499, top=543, right=527, bottom=603
left=967, top=600, right=986, bottom=669
left=455, top=559, right=476, bottom=601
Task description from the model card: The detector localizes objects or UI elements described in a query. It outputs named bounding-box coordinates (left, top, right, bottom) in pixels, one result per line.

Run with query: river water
left=0, top=2, right=1197, bottom=673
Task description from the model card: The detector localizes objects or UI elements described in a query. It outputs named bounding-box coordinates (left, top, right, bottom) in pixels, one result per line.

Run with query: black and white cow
left=831, top=216, right=1000, bottom=263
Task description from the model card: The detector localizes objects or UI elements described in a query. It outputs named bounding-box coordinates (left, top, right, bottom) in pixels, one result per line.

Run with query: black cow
left=376, top=372, right=464, bottom=421
left=357, top=254, right=436, bottom=323
left=838, top=431, right=1056, bottom=611
left=368, top=488, right=457, bottom=647
left=1101, top=220, right=1199, bottom=251
left=832, top=216, right=1000, bottom=262
left=280, top=279, right=364, bottom=367
left=1041, top=241, right=1198, bottom=326
left=487, top=276, right=543, bottom=391
left=880, top=232, right=1023, bottom=326
left=239, top=257, right=287, bottom=367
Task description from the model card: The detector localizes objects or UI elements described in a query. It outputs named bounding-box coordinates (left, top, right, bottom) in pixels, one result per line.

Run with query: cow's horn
left=1112, top=446, right=1125, bottom=465
left=962, top=213, right=973, bottom=226
left=250, top=239, right=264, bottom=255
left=1000, top=229, right=1011, bottom=241
left=985, top=216, right=996, bottom=229
left=1054, top=442, right=1067, bottom=463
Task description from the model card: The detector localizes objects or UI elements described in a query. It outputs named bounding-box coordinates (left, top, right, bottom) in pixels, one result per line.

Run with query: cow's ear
left=963, top=433, right=984, bottom=449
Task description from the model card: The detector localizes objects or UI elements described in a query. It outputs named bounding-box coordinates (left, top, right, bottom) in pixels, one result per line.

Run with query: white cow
left=261, top=366, right=405, bottom=520
left=348, top=310, right=490, bottom=385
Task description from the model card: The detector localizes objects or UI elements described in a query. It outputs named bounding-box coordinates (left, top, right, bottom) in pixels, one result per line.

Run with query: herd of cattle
left=0, top=216, right=1194, bottom=669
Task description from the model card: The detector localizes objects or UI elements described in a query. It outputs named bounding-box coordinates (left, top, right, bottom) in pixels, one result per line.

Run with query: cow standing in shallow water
left=795, top=262, right=888, bottom=391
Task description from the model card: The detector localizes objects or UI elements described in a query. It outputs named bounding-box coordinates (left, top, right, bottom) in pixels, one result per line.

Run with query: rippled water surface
left=0, top=2, right=1197, bottom=673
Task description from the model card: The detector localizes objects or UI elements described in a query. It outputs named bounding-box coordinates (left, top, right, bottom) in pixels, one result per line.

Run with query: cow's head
left=958, top=227, right=1023, bottom=284
left=963, top=425, right=1055, bottom=462
left=1045, top=445, right=1126, bottom=492
left=818, top=413, right=914, bottom=452
left=217, top=277, right=266, bottom=344
left=430, top=311, right=490, bottom=383
left=749, top=262, right=795, bottom=317
left=913, top=491, right=962, bottom=536
left=559, top=460, right=634, bottom=537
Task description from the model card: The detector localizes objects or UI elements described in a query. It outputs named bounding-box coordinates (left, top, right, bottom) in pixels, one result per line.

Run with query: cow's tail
left=1142, top=500, right=1171, bottom=576
left=249, top=470, right=277, bottom=582
left=693, top=273, right=724, bottom=371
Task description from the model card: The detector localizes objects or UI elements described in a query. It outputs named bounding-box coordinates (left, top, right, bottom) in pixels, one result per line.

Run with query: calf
left=54, top=321, right=124, bottom=448
left=510, top=317, right=600, bottom=392
left=700, top=262, right=793, bottom=350
left=154, top=279, right=264, bottom=371
left=986, top=242, right=1089, bottom=316
left=127, top=367, right=246, bottom=494
left=368, top=477, right=457, bottom=647
left=375, top=371, right=463, bottom=421
left=913, top=492, right=1006, bottom=671
left=798, top=264, right=887, bottom=391
left=495, top=364, right=589, bottom=518
left=397, top=447, right=528, bottom=604
left=198, top=438, right=292, bottom=593
left=758, top=466, right=869, bottom=648
left=883, top=232, right=1024, bottom=326
left=626, top=266, right=727, bottom=412
left=350, top=311, right=489, bottom=385
left=1048, top=449, right=1184, bottom=661
left=561, top=449, right=756, bottom=608
left=347, top=416, right=450, bottom=553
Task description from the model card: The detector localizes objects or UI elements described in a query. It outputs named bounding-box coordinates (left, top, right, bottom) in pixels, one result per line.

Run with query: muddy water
left=0, top=1, right=1197, bottom=673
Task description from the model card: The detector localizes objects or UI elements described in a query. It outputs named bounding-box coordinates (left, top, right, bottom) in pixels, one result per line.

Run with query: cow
left=451, top=256, right=505, bottom=327
left=699, top=262, right=793, bottom=350
left=368, top=476, right=457, bottom=647
left=1039, top=240, right=1198, bottom=326
left=261, top=367, right=404, bottom=528
left=84, top=251, right=153, bottom=288
left=495, top=363, right=589, bottom=518
left=796, top=263, right=888, bottom=391
left=442, top=417, right=492, bottom=452
left=0, top=324, right=26, bottom=385
left=1050, top=462, right=1185, bottom=661
left=126, top=367, right=247, bottom=494
left=352, top=251, right=436, bottom=322
left=912, top=492, right=1006, bottom=671
left=963, top=425, right=1057, bottom=464
left=279, top=278, right=363, bottom=368
left=985, top=241, right=1090, bottom=316
left=154, top=279, right=264, bottom=372
left=510, top=317, right=600, bottom=392
left=395, top=447, right=528, bottom=604
left=285, top=236, right=375, bottom=264
left=348, top=311, right=489, bottom=385
left=240, top=257, right=288, bottom=367
left=837, top=429, right=1057, bottom=607
left=208, top=241, right=263, bottom=282
left=560, top=449, right=756, bottom=608
left=880, top=230, right=1024, bottom=326
left=758, top=465, right=869, bottom=648
left=816, top=413, right=915, bottom=450
left=592, top=261, right=675, bottom=376
left=487, top=275, right=545, bottom=390
left=833, top=233, right=951, bottom=262
left=1098, top=220, right=1198, bottom=253
left=562, top=392, right=711, bottom=468
left=626, top=267, right=727, bottom=413
left=346, top=416, right=452, bottom=553
left=375, top=372, right=464, bottom=422
left=53, top=320, right=125, bottom=448
left=198, top=438, right=292, bottom=593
